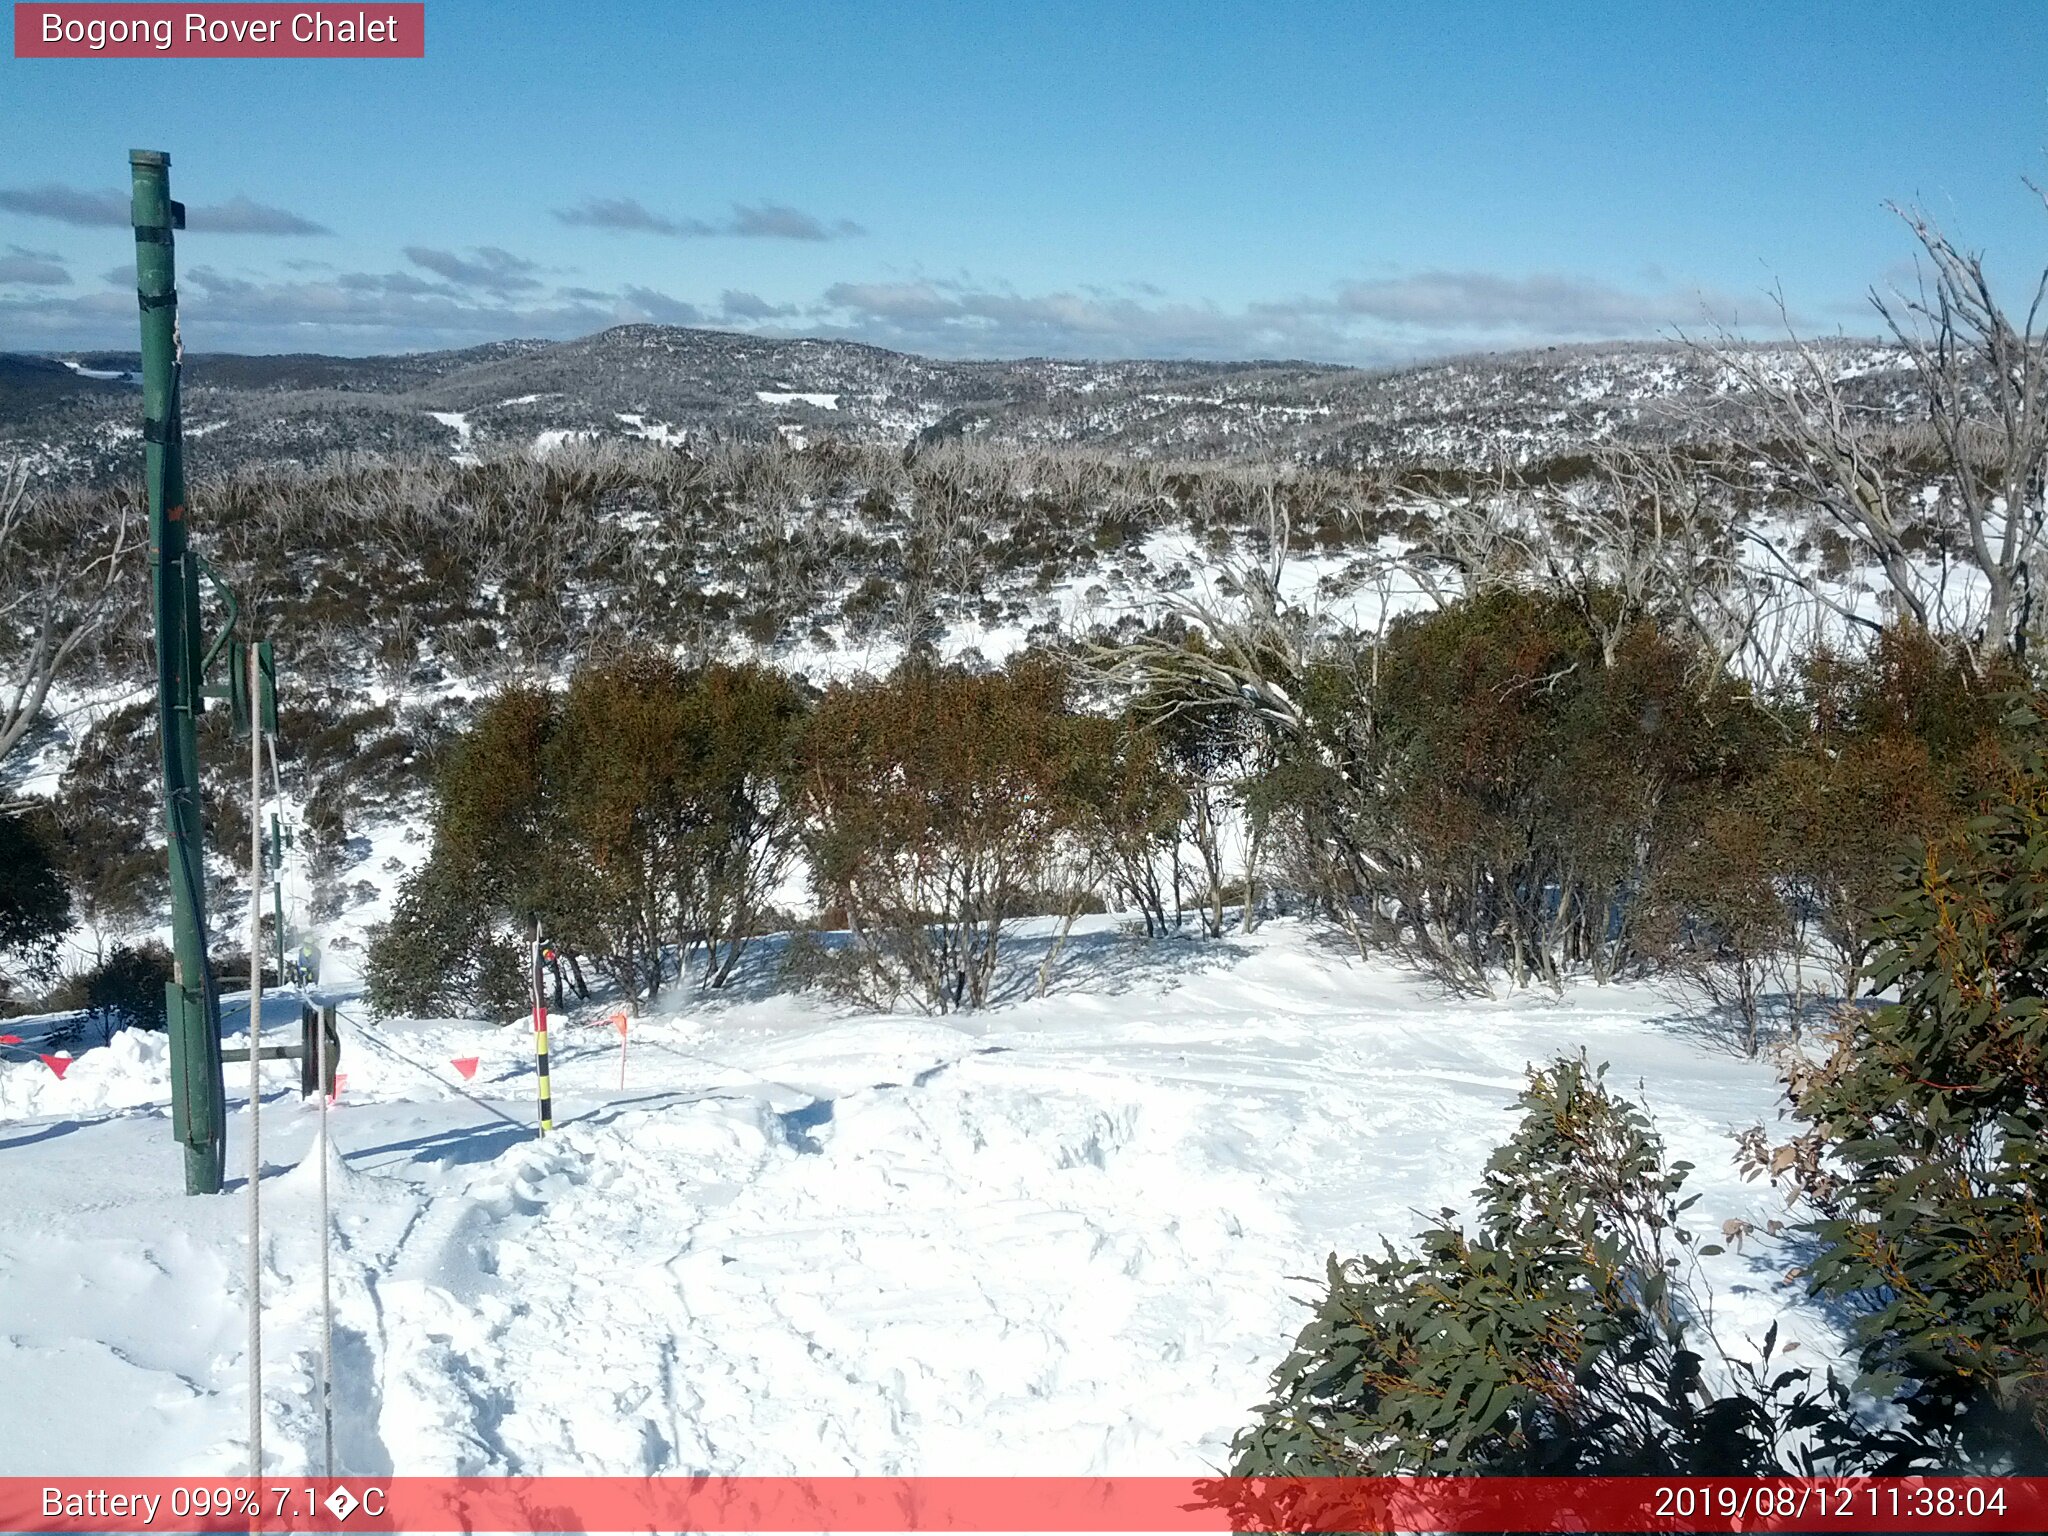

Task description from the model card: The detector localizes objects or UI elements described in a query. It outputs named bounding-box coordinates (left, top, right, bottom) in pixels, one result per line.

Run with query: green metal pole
left=132, top=149, right=225, bottom=1196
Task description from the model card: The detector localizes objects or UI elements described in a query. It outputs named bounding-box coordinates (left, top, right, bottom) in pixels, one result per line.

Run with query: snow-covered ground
left=423, top=411, right=478, bottom=466
left=757, top=391, right=841, bottom=410
left=0, top=917, right=1834, bottom=1478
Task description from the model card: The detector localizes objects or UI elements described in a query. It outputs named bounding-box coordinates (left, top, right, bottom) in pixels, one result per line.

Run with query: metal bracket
left=196, top=554, right=240, bottom=690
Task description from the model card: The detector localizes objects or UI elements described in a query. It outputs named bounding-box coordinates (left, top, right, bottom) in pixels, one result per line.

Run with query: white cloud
left=0, top=183, right=328, bottom=234
left=0, top=244, right=69, bottom=285
left=554, top=196, right=864, bottom=241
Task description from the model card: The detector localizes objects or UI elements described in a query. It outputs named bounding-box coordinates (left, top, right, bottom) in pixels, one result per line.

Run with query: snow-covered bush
left=1229, top=1054, right=1864, bottom=1486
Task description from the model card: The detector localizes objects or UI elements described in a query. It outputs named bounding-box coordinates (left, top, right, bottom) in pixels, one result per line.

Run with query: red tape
left=0, top=1476, right=2041, bottom=1533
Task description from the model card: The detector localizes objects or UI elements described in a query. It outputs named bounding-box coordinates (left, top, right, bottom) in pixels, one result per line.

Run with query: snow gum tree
left=0, top=461, right=136, bottom=783
left=1707, top=196, right=2048, bottom=667
left=366, top=656, right=809, bottom=1017
left=792, top=659, right=1090, bottom=1013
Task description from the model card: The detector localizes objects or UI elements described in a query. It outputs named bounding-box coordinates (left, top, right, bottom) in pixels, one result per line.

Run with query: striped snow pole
left=531, top=924, right=553, bottom=1135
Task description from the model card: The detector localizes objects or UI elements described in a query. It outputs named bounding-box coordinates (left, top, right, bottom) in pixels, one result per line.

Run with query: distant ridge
left=2, top=325, right=1905, bottom=484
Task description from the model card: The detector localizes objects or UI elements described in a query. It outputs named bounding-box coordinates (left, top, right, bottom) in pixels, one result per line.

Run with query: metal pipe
left=130, top=148, right=224, bottom=1196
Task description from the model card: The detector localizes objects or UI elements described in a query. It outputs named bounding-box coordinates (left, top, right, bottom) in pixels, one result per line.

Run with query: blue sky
left=2, top=0, right=2044, bottom=361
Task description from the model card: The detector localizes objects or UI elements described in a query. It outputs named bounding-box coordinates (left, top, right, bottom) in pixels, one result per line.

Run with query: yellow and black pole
left=530, top=921, right=553, bottom=1135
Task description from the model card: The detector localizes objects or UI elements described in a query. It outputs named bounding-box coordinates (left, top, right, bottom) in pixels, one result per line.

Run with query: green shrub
left=83, top=941, right=174, bottom=1035
left=0, top=811, right=71, bottom=981
left=1755, top=704, right=2048, bottom=1470
left=1272, top=588, right=1772, bottom=990
left=793, top=659, right=1089, bottom=1011
left=364, top=854, right=527, bottom=1021
left=368, top=656, right=809, bottom=1014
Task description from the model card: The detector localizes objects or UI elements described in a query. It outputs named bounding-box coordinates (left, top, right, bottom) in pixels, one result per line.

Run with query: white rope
left=265, top=698, right=332, bottom=1472
left=315, top=1000, right=335, bottom=1476
left=246, top=642, right=264, bottom=1479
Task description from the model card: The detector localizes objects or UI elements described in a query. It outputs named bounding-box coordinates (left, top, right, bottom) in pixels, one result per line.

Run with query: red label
left=0, top=1476, right=2043, bottom=1532
left=14, top=4, right=424, bottom=58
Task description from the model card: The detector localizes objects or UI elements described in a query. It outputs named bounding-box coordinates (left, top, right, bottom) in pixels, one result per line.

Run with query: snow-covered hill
left=3, top=326, right=1909, bottom=482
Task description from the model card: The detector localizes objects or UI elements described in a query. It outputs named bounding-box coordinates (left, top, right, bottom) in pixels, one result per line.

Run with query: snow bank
left=0, top=1028, right=170, bottom=1120
left=0, top=920, right=1838, bottom=1477
left=756, top=391, right=840, bottom=410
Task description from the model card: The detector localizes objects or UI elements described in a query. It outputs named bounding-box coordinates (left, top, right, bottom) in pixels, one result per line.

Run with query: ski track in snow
left=0, top=920, right=1829, bottom=1476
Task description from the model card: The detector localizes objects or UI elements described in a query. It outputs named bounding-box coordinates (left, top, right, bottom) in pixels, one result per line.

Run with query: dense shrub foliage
left=373, top=653, right=1207, bottom=1018
left=1233, top=717, right=2048, bottom=1487
left=1251, top=588, right=1771, bottom=992
left=362, top=589, right=2030, bottom=1035
left=1646, top=627, right=2019, bottom=1047
left=367, top=656, right=806, bottom=1019
left=790, top=661, right=1102, bottom=1012
left=1749, top=706, right=2048, bottom=1470
left=81, top=941, right=174, bottom=1037
left=0, top=810, right=70, bottom=989
left=30, top=940, right=175, bottom=1044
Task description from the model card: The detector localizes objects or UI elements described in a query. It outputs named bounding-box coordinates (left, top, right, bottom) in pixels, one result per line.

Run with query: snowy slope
left=0, top=919, right=1831, bottom=1478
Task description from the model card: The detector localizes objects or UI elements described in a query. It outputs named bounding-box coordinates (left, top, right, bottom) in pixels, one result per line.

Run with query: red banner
left=13, top=5, right=423, bottom=58
left=0, top=1476, right=2042, bottom=1532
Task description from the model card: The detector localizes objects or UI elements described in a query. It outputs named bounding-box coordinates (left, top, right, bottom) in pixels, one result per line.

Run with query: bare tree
left=1398, top=444, right=1803, bottom=696
left=1087, top=489, right=1323, bottom=739
left=1405, top=454, right=1541, bottom=608
left=0, top=461, right=136, bottom=786
left=1083, top=489, right=1385, bottom=942
left=1876, top=198, right=2048, bottom=659
left=1704, top=194, right=2048, bottom=665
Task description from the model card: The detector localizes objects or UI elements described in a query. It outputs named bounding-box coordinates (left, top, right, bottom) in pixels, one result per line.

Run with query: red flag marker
left=40, top=1055, right=72, bottom=1079
left=451, top=1056, right=479, bottom=1081
left=329, top=1071, right=347, bottom=1103
left=0, top=1034, right=22, bottom=1045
